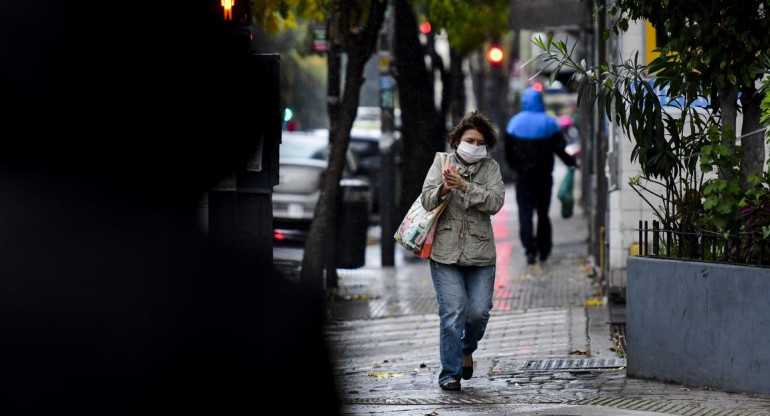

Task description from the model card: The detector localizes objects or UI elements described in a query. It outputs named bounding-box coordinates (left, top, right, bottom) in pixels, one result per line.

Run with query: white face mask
left=456, top=141, right=487, bottom=164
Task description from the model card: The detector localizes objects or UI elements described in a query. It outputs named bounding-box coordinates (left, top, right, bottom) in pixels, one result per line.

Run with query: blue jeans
left=430, top=260, right=496, bottom=385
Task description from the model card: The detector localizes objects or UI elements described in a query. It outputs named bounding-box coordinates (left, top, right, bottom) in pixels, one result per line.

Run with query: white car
left=273, top=131, right=371, bottom=243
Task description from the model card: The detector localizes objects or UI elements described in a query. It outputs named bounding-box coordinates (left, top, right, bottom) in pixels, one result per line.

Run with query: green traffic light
left=284, top=108, right=293, bottom=122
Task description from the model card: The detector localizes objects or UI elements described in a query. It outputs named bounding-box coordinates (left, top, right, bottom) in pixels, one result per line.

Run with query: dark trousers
left=515, top=175, right=553, bottom=260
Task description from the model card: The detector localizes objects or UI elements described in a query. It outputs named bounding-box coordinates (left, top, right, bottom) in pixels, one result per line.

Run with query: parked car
left=308, top=126, right=395, bottom=218
left=352, top=106, right=402, bottom=131
left=348, top=127, right=382, bottom=214
left=273, top=131, right=372, bottom=243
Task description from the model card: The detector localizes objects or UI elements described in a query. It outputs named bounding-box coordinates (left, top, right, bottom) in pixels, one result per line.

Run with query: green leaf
left=726, top=181, right=741, bottom=195
left=716, top=198, right=734, bottom=215
left=618, top=17, right=629, bottom=32
left=703, top=195, right=718, bottom=210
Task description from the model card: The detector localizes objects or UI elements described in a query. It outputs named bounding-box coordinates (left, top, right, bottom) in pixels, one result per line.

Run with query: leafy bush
left=530, top=32, right=770, bottom=264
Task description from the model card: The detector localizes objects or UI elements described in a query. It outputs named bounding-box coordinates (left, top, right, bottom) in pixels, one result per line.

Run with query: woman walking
left=419, top=111, right=505, bottom=391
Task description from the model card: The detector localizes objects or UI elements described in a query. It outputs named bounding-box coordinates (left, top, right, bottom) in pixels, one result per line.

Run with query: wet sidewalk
left=281, top=175, right=770, bottom=415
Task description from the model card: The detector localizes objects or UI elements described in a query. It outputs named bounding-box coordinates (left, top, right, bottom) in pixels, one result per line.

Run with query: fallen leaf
left=367, top=371, right=406, bottom=379
left=348, top=390, right=359, bottom=394
left=424, top=411, right=439, bottom=416
left=679, top=387, right=690, bottom=392
left=568, top=349, right=587, bottom=355
left=383, top=360, right=389, bottom=363
left=343, top=294, right=379, bottom=301
left=420, top=363, right=427, bottom=368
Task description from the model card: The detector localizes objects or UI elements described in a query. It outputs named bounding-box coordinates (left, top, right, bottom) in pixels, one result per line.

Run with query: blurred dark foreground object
left=0, top=1, right=339, bottom=413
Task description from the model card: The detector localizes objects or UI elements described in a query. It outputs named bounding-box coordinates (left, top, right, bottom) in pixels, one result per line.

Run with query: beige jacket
left=419, top=152, right=505, bottom=266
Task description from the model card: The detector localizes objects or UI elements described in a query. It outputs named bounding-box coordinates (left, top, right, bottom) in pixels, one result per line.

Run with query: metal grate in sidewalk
left=342, top=396, right=768, bottom=415
left=569, top=398, right=768, bottom=416
left=342, top=396, right=512, bottom=405
left=521, top=357, right=626, bottom=372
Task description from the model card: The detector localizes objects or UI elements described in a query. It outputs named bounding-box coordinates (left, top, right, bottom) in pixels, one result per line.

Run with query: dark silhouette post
left=380, top=2, right=397, bottom=266
left=0, top=2, right=339, bottom=414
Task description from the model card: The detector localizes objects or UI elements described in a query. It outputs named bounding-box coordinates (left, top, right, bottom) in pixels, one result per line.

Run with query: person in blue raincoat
left=504, top=86, right=577, bottom=265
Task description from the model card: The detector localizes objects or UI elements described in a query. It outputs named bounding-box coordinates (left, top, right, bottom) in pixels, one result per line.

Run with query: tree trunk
left=394, top=0, right=445, bottom=218
left=300, top=0, right=386, bottom=291
left=470, top=52, right=484, bottom=114
left=432, top=43, right=452, bottom=131
left=739, top=85, right=766, bottom=191
left=716, top=85, right=738, bottom=182
left=327, top=11, right=342, bottom=138
left=449, top=49, right=466, bottom=126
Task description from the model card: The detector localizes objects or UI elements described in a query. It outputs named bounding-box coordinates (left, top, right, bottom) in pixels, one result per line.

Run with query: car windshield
left=281, top=135, right=328, bottom=160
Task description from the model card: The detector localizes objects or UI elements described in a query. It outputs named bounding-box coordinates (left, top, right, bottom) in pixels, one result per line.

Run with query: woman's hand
left=442, top=159, right=467, bottom=192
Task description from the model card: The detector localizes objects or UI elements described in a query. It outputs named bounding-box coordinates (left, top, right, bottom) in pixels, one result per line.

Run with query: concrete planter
left=626, top=257, right=770, bottom=395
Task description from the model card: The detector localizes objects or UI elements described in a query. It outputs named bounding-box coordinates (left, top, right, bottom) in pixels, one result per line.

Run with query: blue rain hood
left=505, top=87, right=560, bottom=140
left=521, top=87, right=545, bottom=112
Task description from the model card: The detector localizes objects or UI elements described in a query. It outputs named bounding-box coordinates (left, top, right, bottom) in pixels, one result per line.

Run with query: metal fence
left=637, top=220, right=770, bottom=268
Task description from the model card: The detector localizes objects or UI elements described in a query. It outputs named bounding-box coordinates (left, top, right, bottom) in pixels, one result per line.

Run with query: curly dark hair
left=446, top=110, right=498, bottom=150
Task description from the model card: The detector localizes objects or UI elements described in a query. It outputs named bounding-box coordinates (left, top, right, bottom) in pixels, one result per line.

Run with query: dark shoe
left=526, top=254, right=536, bottom=265
left=538, top=254, right=549, bottom=262
left=462, top=355, right=473, bottom=380
left=440, top=379, right=461, bottom=391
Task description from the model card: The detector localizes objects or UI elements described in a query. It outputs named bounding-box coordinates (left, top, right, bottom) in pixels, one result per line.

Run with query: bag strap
left=436, top=152, right=452, bottom=204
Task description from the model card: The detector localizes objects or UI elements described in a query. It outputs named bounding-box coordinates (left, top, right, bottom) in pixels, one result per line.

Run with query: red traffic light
left=486, top=45, right=504, bottom=66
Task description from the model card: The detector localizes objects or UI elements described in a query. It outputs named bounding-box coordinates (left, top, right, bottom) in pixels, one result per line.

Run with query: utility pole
left=483, top=40, right=506, bottom=128
left=379, top=2, right=396, bottom=266
left=594, top=0, right=608, bottom=279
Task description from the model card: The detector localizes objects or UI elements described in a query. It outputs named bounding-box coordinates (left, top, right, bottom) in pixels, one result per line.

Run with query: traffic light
left=486, top=45, right=504, bottom=67
left=283, top=107, right=296, bottom=131
left=419, top=21, right=432, bottom=35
